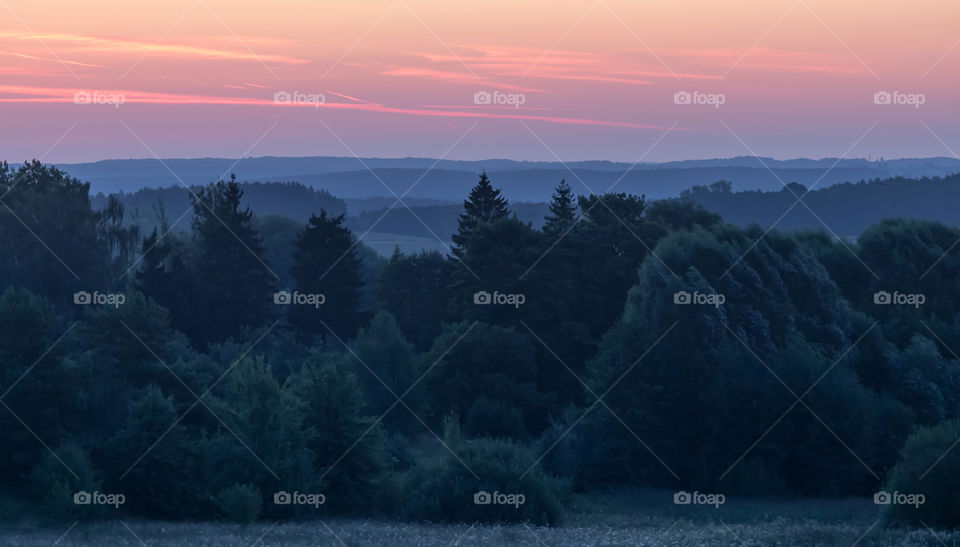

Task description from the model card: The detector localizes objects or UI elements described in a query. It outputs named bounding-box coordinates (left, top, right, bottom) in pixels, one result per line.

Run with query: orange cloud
left=0, top=50, right=103, bottom=68
left=0, top=31, right=309, bottom=64
left=668, top=47, right=870, bottom=76
left=399, top=45, right=719, bottom=87
left=0, top=84, right=675, bottom=130
left=381, top=68, right=546, bottom=93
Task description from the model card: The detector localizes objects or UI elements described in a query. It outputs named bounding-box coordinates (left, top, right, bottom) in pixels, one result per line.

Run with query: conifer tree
left=190, top=174, right=275, bottom=344
left=451, top=170, right=509, bottom=257
left=543, top=179, right=577, bottom=234
left=289, top=210, right=362, bottom=345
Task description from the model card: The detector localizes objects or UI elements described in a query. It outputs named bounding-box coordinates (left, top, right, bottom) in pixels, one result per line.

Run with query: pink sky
left=0, top=0, right=958, bottom=163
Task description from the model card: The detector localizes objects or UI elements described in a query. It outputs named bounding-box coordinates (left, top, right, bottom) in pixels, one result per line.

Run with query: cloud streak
left=0, top=31, right=309, bottom=64
left=0, top=84, right=675, bottom=130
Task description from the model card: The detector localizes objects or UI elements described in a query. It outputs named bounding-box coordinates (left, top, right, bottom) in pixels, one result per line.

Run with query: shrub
left=401, top=417, right=565, bottom=526
left=205, top=357, right=315, bottom=507
left=30, top=444, right=102, bottom=522
left=216, top=483, right=263, bottom=524
left=464, top=396, right=528, bottom=439
left=883, top=420, right=960, bottom=528
left=102, top=385, right=205, bottom=519
left=421, top=322, right=549, bottom=433
left=287, top=354, right=387, bottom=514
left=350, top=311, right=420, bottom=433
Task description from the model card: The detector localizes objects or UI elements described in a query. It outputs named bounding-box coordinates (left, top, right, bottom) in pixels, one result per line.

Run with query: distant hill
left=91, top=182, right=345, bottom=233
left=50, top=155, right=960, bottom=199
left=74, top=166, right=960, bottom=257
left=291, top=166, right=900, bottom=202
left=346, top=202, right=550, bottom=242
left=348, top=173, right=960, bottom=244
left=683, top=173, right=960, bottom=237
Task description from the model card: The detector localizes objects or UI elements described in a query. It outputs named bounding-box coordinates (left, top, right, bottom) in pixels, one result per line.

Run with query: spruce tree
left=543, top=178, right=577, bottom=234
left=289, top=210, right=362, bottom=345
left=190, top=174, right=275, bottom=345
left=451, top=170, right=509, bottom=257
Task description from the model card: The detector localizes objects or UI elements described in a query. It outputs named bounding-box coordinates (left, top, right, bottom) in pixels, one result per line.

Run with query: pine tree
left=375, top=248, right=451, bottom=351
left=135, top=222, right=195, bottom=335
left=451, top=171, right=509, bottom=257
left=543, top=179, right=577, bottom=234
left=190, top=174, right=275, bottom=345
left=289, top=210, right=362, bottom=345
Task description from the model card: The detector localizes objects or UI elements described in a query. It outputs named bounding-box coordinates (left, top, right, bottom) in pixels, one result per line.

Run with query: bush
left=421, top=322, right=550, bottom=433
left=464, top=396, right=528, bottom=439
left=287, top=354, right=387, bottom=514
left=401, top=417, right=565, bottom=526
left=30, top=444, right=102, bottom=522
left=883, top=420, right=960, bottom=528
left=102, top=385, right=205, bottom=519
left=216, top=483, right=263, bottom=524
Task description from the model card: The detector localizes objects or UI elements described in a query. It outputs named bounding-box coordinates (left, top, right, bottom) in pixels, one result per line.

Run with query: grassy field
left=355, top=231, right=450, bottom=256
left=1, top=489, right=957, bottom=546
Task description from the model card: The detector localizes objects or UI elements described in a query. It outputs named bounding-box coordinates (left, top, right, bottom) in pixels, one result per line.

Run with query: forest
left=1, top=159, right=959, bottom=530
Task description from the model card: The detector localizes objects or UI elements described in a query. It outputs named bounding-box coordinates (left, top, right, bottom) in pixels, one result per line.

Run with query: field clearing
left=1, top=517, right=956, bottom=546
left=3, top=491, right=958, bottom=546
left=355, top=231, right=450, bottom=256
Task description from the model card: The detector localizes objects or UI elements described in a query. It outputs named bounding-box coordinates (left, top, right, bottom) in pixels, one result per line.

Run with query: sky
left=0, top=0, right=958, bottom=163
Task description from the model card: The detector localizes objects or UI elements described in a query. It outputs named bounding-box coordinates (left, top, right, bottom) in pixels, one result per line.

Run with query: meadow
left=2, top=490, right=957, bottom=546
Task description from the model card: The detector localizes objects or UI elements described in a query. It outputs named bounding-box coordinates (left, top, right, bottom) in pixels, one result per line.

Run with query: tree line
left=1, top=160, right=960, bottom=527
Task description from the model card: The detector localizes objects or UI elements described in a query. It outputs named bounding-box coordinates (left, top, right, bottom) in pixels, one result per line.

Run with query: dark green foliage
left=543, top=179, right=576, bottom=235
left=216, top=483, right=263, bottom=524
left=568, top=193, right=662, bottom=338
left=189, top=175, right=276, bottom=345
left=135, top=225, right=196, bottom=337
left=0, top=161, right=114, bottom=307
left=103, top=386, right=203, bottom=519
left=448, top=217, right=544, bottom=327
left=464, top=396, right=528, bottom=439
left=582, top=225, right=913, bottom=495
left=401, top=419, right=565, bottom=526
left=289, top=211, right=363, bottom=345
left=349, top=311, right=420, bottom=432
left=206, top=357, right=315, bottom=502
left=375, top=249, right=451, bottom=350
left=451, top=171, right=509, bottom=257
left=287, top=355, right=387, bottom=513
left=254, top=214, right=303, bottom=291
left=884, top=421, right=960, bottom=528
left=858, top=219, right=960, bottom=346
left=645, top=199, right=722, bottom=232
left=30, top=444, right=102, bottom=522
left=0, top=287, right=83, bottom=478
left=888, top=336, right=960, bottom=425
left=7, top=160, right=960, bottom=530
left=421, top=322, right=551, bottom=434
